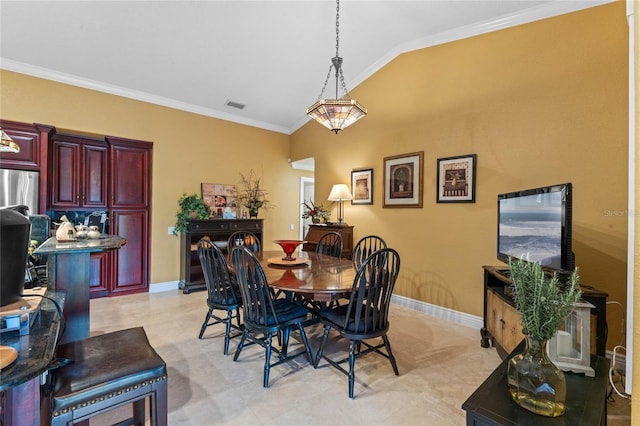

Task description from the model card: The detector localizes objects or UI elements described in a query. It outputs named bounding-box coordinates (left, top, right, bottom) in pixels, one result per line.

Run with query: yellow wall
left=0, top=70, right=306, bottom=284
left=0, top=3, right=629, bottom=349
left=293, top=2, right=629, bottom=346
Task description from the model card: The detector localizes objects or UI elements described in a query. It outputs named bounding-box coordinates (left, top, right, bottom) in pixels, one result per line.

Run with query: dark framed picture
left=436, top=154, right=477, bottom=203
left=201, top=183, right=238, bottom=218
left=383, top=151, right=423, bottom=208
left=351, top=168, right=373, bottom=205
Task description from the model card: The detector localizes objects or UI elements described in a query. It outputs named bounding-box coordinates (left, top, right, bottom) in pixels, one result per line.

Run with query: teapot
left=87, top=226, right=101, bottom=239
left=55, top=215, right=76, bottom=241
left=75, top=224, right=88, bottom=239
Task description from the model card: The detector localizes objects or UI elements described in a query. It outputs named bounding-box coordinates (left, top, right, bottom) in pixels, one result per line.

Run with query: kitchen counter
left=34, top=234, right=126, bottom=256
left=0, top=289, right=65, bottom=425
left=34, top=235, right=126, bottom=343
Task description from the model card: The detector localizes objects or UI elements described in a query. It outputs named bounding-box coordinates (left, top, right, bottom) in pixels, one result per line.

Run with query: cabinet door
left=89, top=252, right=110, bottom=298
left=110, top=209, right=149, bottom=294
left=49, top=134, right=108, bottom=209
left=502, top=303, right=524, bottom=354
left=82, top=144, right=108, bottom=208
left=0, top=120, right=42, bottom=171
left=109, top=140, right=152, bottom=209
left=49, top=140, right=81, bottom=208
left=486, top=289, right=503, bottom=344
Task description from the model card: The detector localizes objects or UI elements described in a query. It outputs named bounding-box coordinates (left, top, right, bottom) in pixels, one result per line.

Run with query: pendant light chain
left=306, top=0, right=367, bottom=133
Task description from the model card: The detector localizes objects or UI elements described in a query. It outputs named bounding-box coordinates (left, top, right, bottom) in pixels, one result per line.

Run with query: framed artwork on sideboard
left=201, top=183, right=238, bottom=218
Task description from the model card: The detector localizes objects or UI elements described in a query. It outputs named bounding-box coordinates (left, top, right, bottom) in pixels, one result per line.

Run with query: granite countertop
left=0, top=290, right=65, bottom=392
left=34, top=235, right=127, bottom=255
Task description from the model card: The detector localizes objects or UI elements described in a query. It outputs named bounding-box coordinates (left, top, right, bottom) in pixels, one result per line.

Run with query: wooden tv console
left=480, top=265, right=608, bottom=358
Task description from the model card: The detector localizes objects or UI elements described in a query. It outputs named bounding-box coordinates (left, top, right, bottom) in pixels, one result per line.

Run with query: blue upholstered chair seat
left=209, top=285, right=242, bottom=307
left=255, top=299, right=308, bottom=326
left=320, top=304, right=386, bottom=333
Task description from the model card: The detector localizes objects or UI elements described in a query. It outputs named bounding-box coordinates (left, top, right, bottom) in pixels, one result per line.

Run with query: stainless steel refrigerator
left=0, top=168, right=40, bottom=215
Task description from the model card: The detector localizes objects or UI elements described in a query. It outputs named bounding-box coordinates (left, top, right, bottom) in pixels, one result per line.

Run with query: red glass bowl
left=273, top=239, right=306, bottom=261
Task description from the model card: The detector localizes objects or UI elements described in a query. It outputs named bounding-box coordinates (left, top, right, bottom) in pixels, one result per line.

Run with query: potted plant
left=506, top=257, right=582, bottom=417
left=302, top=200, right=331, bottom=224
left=173, top=193, right=210, bottom=235
left=237, top=169, right=271, bottom=218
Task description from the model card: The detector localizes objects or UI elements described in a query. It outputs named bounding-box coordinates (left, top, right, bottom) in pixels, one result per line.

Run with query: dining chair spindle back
left=315, top=231, right=343, bottom=258
left=314, top=248, right=401, bottom=398
left=227, top=231, right=261, bottom=254
left=197, top=237, right=243, bottom=355
left=352, top=235, right=387, bottom=270
left=231, top=246, right=314, bottom=388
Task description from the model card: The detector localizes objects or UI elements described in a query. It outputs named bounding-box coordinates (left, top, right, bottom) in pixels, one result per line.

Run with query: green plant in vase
left=174, top=193, right=210, bottom=235
left=302, top=200, right=331, bottom=223
left=506, top=257, right=582, bottom=418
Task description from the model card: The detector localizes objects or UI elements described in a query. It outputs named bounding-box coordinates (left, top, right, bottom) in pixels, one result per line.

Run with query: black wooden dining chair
left=315, top=231, right=343, bottom=258
left=231, top=246, right=314, bottom=388
left=197, top=237, right=243, bottom=355
left=227, top=231, right=261, bottom=254
left=352, top=235, right=387, bottom=270
left=314, top=248, right=401, bottom=398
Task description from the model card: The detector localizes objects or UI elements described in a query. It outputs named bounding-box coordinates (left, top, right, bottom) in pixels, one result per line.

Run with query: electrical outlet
left=168, top=226, right=175, bottom=235
left=290, top=224, right=294, bottom=230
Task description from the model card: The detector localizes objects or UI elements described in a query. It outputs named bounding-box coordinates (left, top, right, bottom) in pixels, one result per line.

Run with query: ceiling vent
left=225, top=100, right=246, bottom=110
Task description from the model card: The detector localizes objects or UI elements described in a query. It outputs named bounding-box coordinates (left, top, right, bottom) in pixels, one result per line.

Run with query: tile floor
left=88, top=290, right=631, bottom=425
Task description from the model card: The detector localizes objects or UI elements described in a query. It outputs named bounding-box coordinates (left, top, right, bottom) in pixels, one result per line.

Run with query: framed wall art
left=351, top=168, right=373, bottom=205
left=201, top=183, right=238, bottom=218
left=436, top=154, right=477, bottom=203
left=383, top=151, right=423, bottom=208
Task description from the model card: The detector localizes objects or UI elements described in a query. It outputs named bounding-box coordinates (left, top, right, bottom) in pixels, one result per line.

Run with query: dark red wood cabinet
left=105, top=137, right=152, bottom=296
left=0, top=120, right=54, bottom=214
left=49, top=133, right=108, bottom=210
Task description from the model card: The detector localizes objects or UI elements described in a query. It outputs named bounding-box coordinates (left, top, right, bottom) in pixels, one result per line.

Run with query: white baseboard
left=391, top=294, right=483, bottom=330
left=149, top=281, right=180, bottom=293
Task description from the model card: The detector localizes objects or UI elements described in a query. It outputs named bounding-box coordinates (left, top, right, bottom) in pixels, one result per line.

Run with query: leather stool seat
left=51, top=327, right=167, bottom=426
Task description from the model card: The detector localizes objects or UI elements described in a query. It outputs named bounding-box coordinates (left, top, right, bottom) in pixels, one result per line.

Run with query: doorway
left=299, top=176, right=314, bottom=239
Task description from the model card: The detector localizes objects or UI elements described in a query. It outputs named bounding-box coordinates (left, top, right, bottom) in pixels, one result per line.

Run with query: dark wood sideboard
left=302, top=224, right=353, bottom=260
left=179, top=219, right=263, bottom=293
left=480, top=265, right=608, bottom=358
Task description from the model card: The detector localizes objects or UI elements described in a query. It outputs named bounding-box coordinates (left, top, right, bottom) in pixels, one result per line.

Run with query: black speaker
left=1, top=208, right=30, bottom=307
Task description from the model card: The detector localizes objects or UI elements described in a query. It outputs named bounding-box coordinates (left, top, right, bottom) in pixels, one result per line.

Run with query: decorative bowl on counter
left=273, top=239, right=306, bottom=261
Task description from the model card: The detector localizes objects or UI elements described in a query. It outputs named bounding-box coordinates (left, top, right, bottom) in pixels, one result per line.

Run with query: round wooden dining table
left=256, top=250, right=357, bottom=303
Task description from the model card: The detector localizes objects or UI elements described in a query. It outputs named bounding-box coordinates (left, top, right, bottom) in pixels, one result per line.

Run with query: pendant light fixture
left=307, top=0, right=366, bottom=134
left=0, top=128, right=19, bottom=153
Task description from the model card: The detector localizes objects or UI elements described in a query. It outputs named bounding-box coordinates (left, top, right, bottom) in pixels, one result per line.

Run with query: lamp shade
left=0, top=129, right=20, bottom=153
left=307, top=99, right=367, bottom=134
left=328, top=184, right=353, bottom=201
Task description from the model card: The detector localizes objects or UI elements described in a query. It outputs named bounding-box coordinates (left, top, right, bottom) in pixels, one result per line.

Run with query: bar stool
left=50, top=327, right=168, bottom=426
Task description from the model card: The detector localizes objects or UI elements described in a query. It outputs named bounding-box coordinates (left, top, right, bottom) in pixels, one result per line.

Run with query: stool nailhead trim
left=52, top=375, right=167, bottom=417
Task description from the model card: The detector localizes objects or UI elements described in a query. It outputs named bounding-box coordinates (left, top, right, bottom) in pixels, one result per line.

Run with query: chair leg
left=264, top=333, right=273, bottom=388
left=280, top=327, right=290, bottom=359
left=296, top=322, right=314, bottom=364
left=198, top=308, right=213, bottom=338
left=348, top=340, right=356, bottom=399
left=314, top=325, right=331, bottom=368
left=223, top=310, right=233, bottom=356
left=234, top=329, right=249, bottom=361
left=382, top=335, right=399, bottom=375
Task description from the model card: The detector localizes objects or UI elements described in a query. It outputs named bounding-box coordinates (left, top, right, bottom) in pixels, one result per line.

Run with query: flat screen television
left=497, top=182, right=574, bottom=273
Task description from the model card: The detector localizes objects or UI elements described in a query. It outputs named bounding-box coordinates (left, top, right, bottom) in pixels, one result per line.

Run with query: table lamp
left=328, top=184, right=353, bottom=226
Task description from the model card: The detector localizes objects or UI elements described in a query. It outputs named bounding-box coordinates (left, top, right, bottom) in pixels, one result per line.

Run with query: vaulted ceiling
left=0, top=1, right=610, bottom=134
